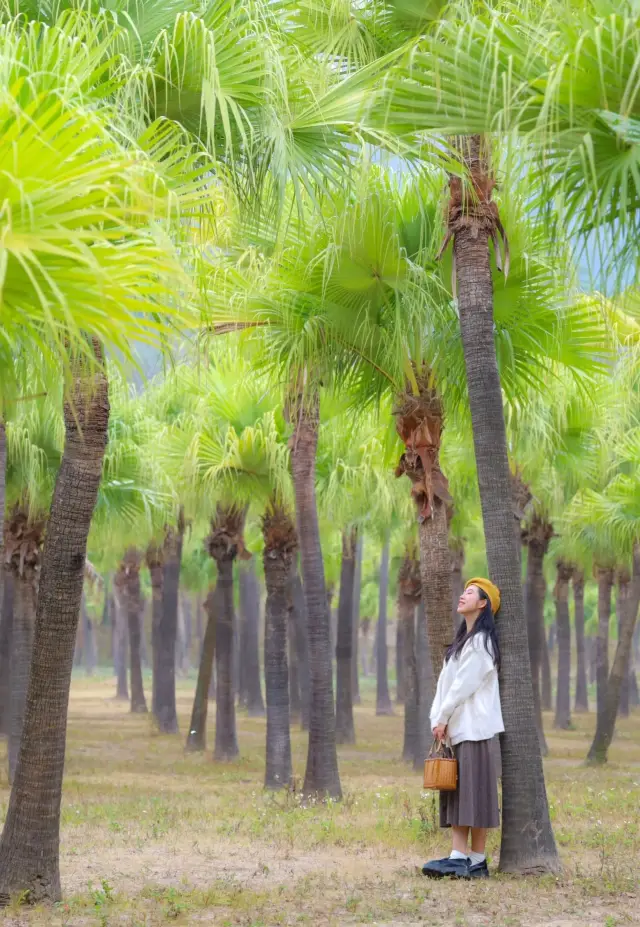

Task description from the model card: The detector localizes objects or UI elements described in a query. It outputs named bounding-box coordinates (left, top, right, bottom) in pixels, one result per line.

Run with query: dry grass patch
left=0, top=676, right=637, bottom=925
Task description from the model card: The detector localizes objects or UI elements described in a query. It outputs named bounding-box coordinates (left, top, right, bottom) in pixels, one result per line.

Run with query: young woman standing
left=422, top=578, right=504, bottom=879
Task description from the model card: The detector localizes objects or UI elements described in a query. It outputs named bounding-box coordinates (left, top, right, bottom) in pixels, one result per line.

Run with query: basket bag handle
left=428, top=737, right=454, bottom=760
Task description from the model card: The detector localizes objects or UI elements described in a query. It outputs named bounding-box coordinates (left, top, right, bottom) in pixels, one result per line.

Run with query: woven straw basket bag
left=423, top=739, right=458, bottom=791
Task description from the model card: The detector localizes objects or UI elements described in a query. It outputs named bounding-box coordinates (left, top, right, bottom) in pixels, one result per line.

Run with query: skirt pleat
left=439, top=738, right=500, bottom=829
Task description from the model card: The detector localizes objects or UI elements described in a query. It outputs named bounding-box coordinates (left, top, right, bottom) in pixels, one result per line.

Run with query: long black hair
left=445, top=588, right=501, bottom=670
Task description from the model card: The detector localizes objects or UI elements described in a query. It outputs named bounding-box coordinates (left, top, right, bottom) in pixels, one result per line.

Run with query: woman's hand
left=432, top=723, right=447, bottom=741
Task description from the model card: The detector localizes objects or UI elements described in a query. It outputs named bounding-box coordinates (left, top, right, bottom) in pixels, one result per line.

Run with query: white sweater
left=430, top=635, right=504, bottom=746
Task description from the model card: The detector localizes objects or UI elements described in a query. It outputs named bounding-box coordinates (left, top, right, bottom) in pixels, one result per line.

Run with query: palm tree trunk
left=113, top=591, right=129, bottom=701
left=0, top=419, right=6, bottom=720
left=213, top=558, right=239, bottom=761
left=146, top=543, right=163, bottom=718
left=417, top=502, right=453, bottom=684
left=450, top=543, right=464, bottom=633
left=587, top=546, right=640, bottom=762
left=540, top=627, right=552, bottom=711
left=119, top=551, right=147, bottom=715
left=8, top=576, right=37, bottom=783
left=288, top=591, right=301, bottom=723
left=573, top=570, right=588, bottom=712
left=415, top=599, right=434, bottom=772
left=376, top=536, right=393, bottom=716
left=554, top=562, right=572, bottom=730
left=396, top=617, right=405, bottom=703
left=401, top=599, right=418, bottom=763
left=290, top=393, right=341, bottom=798
left=186, top=589, right=216, bottom=752
left=352, top=534, right=363, bottom=705
left=523, top=518, right=552, bottom=753
left=0, top=571, right=14, bottom=737
left=262, top=506, right=296, bottom=789
left=616, top=573, right=631, bottom=718
left=155, top=520, right=183, bottom=733
left=451, top=135, right=558, bottom=873
left=335, top=527, right=357, bottom=745
left=82, top=596, right=96, bottom=676
left=239, top=561, right=264, bottom=717
left=291, top=567, right=310, bottom=730
left=0, top=346, right=109, bottom=903
left=595, top=567, right=613, bottom=723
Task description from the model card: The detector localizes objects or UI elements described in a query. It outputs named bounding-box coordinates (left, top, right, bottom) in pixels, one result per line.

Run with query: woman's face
left=457, top=584, right=484, bottom=616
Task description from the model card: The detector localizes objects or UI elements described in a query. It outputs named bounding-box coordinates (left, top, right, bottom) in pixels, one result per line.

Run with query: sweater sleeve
left=434, top=638, right=495, bottom=726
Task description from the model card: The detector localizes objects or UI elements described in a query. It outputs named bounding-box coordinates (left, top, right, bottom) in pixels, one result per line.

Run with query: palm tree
left=553, top=561, right=574, bottom=731
left=572, top=569, right=589, bottom=712
left=398, top=546, right=422, bottom=766
left=238, top=559, right=265, bottom=717
left=521, top=514, right=553, bottom=752
left=0, top=24, right=192, bottom=901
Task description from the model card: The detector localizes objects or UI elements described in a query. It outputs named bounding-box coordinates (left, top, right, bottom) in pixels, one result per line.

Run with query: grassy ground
left=0, top=675, right=638, bottom=926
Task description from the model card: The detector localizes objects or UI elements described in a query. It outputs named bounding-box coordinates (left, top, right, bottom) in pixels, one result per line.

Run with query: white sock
left=468, top=851, right=485, bottom=865
left=449, top=850, right=468, bottom=861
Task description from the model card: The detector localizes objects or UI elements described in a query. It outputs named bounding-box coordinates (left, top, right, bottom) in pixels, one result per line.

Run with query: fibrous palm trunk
left=239, top=561, right=264, bottom=716
left=399, top=554, right=421, bottom=764
left=291, top=567, right=310, bottom=730
left=450, top=542, right=464, bottom=633
left=523, top=516, right=552, bottom=753
left=207, top=505, right=247, bottom=762
left=616, top=572, right=631, bottom=718
left=288, top=590, right=301, bottom=723
left=395, top=378, right=453, bottom=683
left=155, top=518, right=184, bottom=733
left=352, top=535, right=363, bottom=705
left=416, top=598, right=434, bottom=771
left=113, top=591, right=128, bottom=701
left=553, top=562, right=572, bottom=730
left=335, top=527, right=357, bottom=745
left=9, top=576, right=37, bottom=784
left=116, top=550, right=147, bottom=714
left=0, top=344, right=109, bottom=903
left=595, top=567, right=614, bottom=723
left=0, top=571, right=14, bottom=736
left=262, top=505, right=296, bottom=789
left=186, top=589, right=216, bottom=752
left=376, top=536, right=393, bottom=716
left=448, top=135, right=558, bottom=873
left=588, top=546, right=640, bottom=763
left=146, top=542, right=163, bottom=718
left=395, top=618, right=405, bottom=703
left=540, top=628, right=552, bottom=711
left=572, top=570, right=588, bottom=712
left=289, top=392, right=341, bottom=798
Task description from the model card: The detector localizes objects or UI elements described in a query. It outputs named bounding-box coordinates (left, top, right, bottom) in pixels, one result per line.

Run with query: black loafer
left=422, top=857, right=469, bottom=878
left=467, top=859, right=489, bottom=879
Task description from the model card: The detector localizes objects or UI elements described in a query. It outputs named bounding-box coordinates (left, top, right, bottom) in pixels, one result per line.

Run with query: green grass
left=0, top=677, right=638, bottom=926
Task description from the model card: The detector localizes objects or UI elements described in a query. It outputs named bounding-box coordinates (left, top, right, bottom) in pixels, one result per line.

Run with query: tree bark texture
left=0, top=420, right=6, bottom=724
left=186, top=590, right=216, bottom=752
left=81, top=595, right=96, bottom=676
left=399, top=555, right=422, bottom=765
left=335, top=528, right=357, bottom=745
left=0, top=570, right=14, bottom=737
left=9, top=577, right=37, bottom=784
left=113, top=591, right=128, bottom=701
left=0, top=346, right=109, bottom=903
left=239, top=561, right=264, bottom=716
left=376, top=537, right=393, bottom=716
left=540, top=626, right=552, bottom=711
left=288, top=588, right=301, bottom=724
left=289, top=393, right=341, bottom=798
left=146, top=542, right=163, bottom=718
left=587, top=547, right=640, bottom=763
left=352, top=534, right=363, bottom=704
left=416, top=599, right=434, bottom=771
left=262, top=505, right=296, bottom=789
left=291, top=568, right=310, bottom=730
left=523, top=517, right=552, bottom=753
left=395, top=617, right=405, bottom=703
left=450, top=543, right=464, bottom=633
left=616, top=573, right=631, bottom=718
left=206, top=505, right=248, bottom=762
left=553, top=562, right=572, bottom=730
left=595, top=567, right=614, bottom=723
left=572, top=570, right=588, bottom=712
left=155, top=519, right=184, bottom=733
left=395, top=377, right=453, bottom=684
left=116, top=550, right=147, bottom=714
left=450, top=135, right=559, bottom=873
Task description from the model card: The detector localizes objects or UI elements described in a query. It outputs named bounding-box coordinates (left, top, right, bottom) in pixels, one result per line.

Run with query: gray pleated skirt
left=439, top=738, right=501, bottom=829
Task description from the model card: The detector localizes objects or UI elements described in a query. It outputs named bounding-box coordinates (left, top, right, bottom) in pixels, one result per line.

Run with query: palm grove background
left=0, top=0, right=638, bottom=919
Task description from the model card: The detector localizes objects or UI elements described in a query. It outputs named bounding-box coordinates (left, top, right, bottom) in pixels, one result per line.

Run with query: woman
left=422, top=577, right=504, bottom=880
